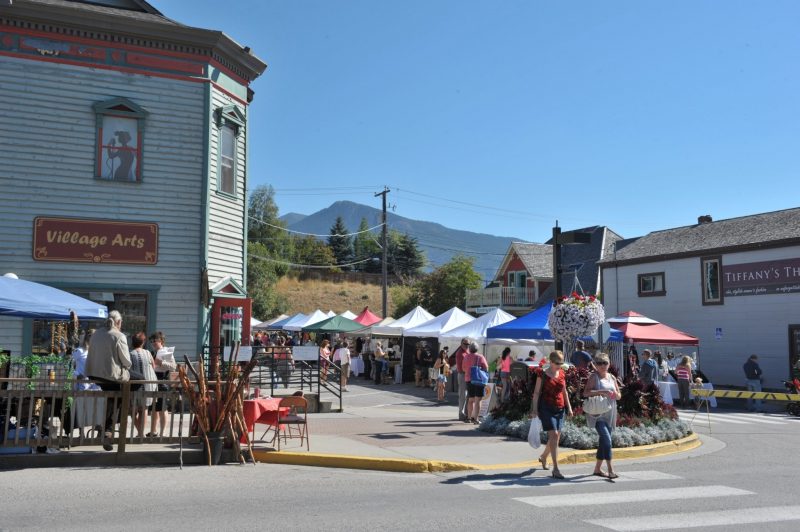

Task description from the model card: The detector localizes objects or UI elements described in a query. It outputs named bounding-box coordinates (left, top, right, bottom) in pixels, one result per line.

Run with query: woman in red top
left=499, top=347, right=512, bottom=403
left=530, top=350, right=573, bottom=479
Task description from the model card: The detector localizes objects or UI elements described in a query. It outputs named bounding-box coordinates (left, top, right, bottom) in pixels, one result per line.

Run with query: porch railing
left=1, top=378, right=196, bottom=454
left=465, top=286, right=538, bottom=310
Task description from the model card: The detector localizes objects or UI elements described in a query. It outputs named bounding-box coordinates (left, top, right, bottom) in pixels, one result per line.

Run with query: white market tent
left=284, top=309, right=330, bottom=331
left=250, top=317, right=262, bottom=328
left=371, top=306, right=435, bottom=336
left=279, top=312, right=308, bottom=331
left=255, top=313, right=289, bottom=329
left=439, top=308, right=516, bottom=343
left=340, top=310, right=357, bottom=320
left=404, top=307, right=474, bottom=337
left=326, top=310, right=337, bottom=317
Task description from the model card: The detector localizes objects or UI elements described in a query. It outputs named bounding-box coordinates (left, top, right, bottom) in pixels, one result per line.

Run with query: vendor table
left=660, top=379, right=717, bottom=408
left=350, top=356, right=364, bottom=377
left=242, top=398, right=288, bottom=443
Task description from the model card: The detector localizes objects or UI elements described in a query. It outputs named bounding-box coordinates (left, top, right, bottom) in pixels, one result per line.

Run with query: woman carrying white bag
left=582, top=353, right=621, bottom=479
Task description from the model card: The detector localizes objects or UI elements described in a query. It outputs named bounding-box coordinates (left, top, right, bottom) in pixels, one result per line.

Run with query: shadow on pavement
left=441, top=468, right=537, bottom=484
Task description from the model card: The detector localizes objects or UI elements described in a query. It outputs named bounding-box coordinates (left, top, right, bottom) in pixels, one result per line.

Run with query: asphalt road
left=2, top=405, right=800, bottom=531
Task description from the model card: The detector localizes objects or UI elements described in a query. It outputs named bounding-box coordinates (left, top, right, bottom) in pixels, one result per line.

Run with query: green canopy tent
left=301, top=314, right=365, bottom=334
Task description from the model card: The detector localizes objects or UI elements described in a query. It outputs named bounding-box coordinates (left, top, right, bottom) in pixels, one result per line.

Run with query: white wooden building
left=600, top=209, right=800, bottom=389
left=0, top=0, right=266, bottom=357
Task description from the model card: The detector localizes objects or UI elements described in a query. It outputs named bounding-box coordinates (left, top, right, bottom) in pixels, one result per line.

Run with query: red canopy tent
left=607, top=311, right=699, bottom=346
left=353, top=306, right=382, bottom=326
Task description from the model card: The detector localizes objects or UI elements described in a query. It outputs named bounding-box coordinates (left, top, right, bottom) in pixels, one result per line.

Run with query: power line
left=249, top=215, right=384, bottom=237
left=250, top=253, right=378, bottom=270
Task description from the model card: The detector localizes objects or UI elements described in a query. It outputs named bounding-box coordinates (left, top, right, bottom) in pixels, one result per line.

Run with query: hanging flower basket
left=547, top=293, right=605, bottom=342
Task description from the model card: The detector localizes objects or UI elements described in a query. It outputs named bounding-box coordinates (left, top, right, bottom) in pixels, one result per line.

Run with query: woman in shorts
left=530, top=350, right=573, bottom=479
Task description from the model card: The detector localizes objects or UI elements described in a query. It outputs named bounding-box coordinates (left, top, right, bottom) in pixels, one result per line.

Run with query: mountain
left=280, top=200, right=524, bottom=281
left=280, top=212, right=307, bottom=226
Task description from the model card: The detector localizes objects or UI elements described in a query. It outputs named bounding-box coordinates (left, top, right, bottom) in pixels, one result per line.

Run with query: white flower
left=547, top=296, right=605, bottom=341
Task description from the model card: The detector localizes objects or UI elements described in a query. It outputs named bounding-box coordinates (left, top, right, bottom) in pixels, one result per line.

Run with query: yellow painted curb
left=251, top=450, right=475, bottom=473
left=251, top=433, right=700, bottom=473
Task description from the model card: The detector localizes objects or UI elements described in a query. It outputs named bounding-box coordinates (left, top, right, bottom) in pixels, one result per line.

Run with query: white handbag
left=583, top=395, right=612, bottom=416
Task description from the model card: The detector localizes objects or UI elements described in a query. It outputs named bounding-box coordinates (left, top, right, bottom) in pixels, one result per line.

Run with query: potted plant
left=547, top=293, right=605, bottom=342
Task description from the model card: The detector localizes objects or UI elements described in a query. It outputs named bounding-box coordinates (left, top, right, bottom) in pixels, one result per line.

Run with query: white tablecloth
left=660, top=381, right=717, bottom=407
left=350, top=356, right=364, bottom=376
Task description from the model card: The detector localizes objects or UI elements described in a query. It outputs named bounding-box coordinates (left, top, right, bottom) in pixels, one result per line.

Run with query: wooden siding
left=0, top=57, right=205, bottom=356
left=206, top=87, right=246, bottom=289
left=602, top=245, right=800, bottom=390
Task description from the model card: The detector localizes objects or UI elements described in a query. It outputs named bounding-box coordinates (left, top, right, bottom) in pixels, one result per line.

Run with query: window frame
left=215, top=105, right=245, bottom=199
left=93, top=97, right=148, bottom=183
left=637, top=272, right=666, bottom=297
left=701, top=255, right=724, bottom=305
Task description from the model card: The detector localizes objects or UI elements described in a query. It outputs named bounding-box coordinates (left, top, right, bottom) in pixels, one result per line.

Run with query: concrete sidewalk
left=250, top=380, right=700, bottom=473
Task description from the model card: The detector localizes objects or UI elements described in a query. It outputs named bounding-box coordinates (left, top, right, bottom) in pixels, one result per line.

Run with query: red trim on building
left=126, top=51, right=205, bottom=76
left=0, top=24, right=255, bottom=86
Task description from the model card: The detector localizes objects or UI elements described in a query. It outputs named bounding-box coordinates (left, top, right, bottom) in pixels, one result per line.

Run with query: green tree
left=248, top=185, right=293, bottom=276
left=415, top=255, right=482, bottom=315
left=247, top=241, right=288, bottom=319
left=352, top=217, right=381, bottom=272
left=292, top=235, right=336, bottom=266
left=327, top=216, right=353, bottom=270
left=391, top=233, right=425, bottom=276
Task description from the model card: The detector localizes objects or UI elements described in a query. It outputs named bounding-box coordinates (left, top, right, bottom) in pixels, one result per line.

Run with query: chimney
left=697, top=215, right=713, bottom=224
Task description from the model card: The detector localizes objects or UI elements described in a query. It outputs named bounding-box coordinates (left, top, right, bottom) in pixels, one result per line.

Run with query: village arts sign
left=723, top=257, right=800, bottom=297
left=32, top=217, right=158, bottom=265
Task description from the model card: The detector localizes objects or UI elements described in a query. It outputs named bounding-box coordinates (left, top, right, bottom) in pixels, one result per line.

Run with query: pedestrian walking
left=454, top=338, right=470, bottom=421
left=530, top=350, right=573, bottom=479
left=583, top=353, right=621, bottom=480
left=498, top=347, right=512, bottom=402
left=462, top=341, right=488, bottom=424
left=743, top=354, right=763, bottom=412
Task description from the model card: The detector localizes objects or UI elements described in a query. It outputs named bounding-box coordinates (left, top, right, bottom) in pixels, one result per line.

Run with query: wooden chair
left=276, top=396, right=309, bottom=451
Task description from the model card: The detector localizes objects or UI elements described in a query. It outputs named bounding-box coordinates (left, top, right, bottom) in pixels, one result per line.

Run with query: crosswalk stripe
left=683, top=413, right=749, bottom=424
left=585, top=505, right=800, bottom=531
left=514, top=485, right=751, bottom=507
left=717, top=413, right=786, bottom=425
left=462, top=470, right=680, bottom=491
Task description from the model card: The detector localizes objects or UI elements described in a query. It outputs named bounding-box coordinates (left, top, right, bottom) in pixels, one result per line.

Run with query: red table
left=242, top=398, right=288, bottom=443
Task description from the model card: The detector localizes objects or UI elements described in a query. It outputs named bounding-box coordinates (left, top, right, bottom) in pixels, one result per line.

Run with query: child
left=433, top=349, right=450, bottom=402
left=690, top=377, right=705, bottom=409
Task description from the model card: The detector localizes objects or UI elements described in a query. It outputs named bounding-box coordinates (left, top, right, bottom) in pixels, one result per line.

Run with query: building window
left=215, top=105, right=245, bottom=198
left=30, top=291, right=148, bottom=354
left=638, top=272, right=665, bottom=296
left=701, top=256, right=723, bottom=305
left=93, top=98, right=148, bottom=182
left=508, top=271, right=515, bottom=287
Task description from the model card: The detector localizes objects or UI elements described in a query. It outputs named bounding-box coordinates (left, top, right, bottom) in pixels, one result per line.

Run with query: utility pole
left=375, top=186, right=390, bottom=318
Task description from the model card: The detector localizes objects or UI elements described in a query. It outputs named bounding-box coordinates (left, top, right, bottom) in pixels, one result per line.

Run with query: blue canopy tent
left=0, top=274, right=108, bottom=320
left=486, top=303, right=553, bottom=340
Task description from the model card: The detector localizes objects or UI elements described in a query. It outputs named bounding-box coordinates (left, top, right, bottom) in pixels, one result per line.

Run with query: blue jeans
left=746, top=379, right=762, bottom=411
left=595, top=419, right=612, bottom=461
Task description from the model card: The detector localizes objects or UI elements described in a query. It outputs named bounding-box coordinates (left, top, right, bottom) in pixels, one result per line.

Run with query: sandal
left=592, top=471, right=608, bottom=478
left=538, top=457, right=549, bottom=470
left=551, top=470, right=565, bottom=480
left=607, top=473, right=619, bottom=480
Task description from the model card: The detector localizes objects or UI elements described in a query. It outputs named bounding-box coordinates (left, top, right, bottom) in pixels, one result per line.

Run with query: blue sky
left=163, top=0, right=799, bottom=244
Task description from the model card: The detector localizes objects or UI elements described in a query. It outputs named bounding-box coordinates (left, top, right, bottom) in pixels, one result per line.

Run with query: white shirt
left=333, top=347, right=351, bottom=365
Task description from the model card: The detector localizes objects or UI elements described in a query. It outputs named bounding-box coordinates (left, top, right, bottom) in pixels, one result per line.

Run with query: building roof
left=494, top=227, right=625, bottom=305
left=599, top=207, right=800, bottom=266
left=496, top=242, right=553, bottom=280
left=3, top=0, right=267, bottom=81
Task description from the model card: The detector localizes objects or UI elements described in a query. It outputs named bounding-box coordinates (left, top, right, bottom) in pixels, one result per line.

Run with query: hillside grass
left=273, top=276, right=395, bottom=318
